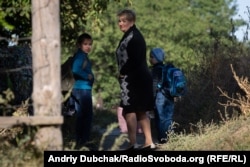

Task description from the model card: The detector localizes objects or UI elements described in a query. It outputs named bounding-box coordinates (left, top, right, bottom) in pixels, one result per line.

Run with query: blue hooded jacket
left=72, top=48, right=94, bottom=90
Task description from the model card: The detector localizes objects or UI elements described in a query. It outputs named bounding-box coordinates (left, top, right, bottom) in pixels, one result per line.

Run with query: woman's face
left=118, top=15, right=134, bottom=32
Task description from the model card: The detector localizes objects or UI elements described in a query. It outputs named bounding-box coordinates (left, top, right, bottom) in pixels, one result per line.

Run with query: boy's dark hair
left=76, top=33, right=92, bottom=46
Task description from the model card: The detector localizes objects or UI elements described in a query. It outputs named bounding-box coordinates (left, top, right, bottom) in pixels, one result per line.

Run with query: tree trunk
left=31, top=0, right=62, bottom=150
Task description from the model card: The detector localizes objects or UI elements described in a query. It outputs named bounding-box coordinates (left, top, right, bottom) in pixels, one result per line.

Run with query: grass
left=2, top=103, right=245, bottom=157
left=158, top=115, right=250, bottom=151
left=0, top=106, right=250, bottom=166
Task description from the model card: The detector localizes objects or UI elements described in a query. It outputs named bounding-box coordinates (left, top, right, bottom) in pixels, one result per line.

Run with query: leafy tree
left=0, top=0, right=247, bottom=111
left=132, top=0, right=244, bottom=69
left=0, top=0, right=123, bottom=55
left=0, top=0, right=131, bottom=108
left=0, top=0, right=31, bottom=38
left=84, top=0, right=246, bottom=108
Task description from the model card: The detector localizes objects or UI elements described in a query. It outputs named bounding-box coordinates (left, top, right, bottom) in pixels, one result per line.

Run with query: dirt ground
left=96, top=119, right=159, bottom=151
left=62, top=115, right=158, bottom=151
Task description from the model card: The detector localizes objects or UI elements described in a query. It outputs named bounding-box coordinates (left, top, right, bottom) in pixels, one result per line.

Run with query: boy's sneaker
left=159, top=138, right=168, bottom=144
left=155, top=138, right=168, bottom=147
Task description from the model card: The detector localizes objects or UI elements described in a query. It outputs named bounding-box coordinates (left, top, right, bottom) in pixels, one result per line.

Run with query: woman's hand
left=118, top=74, right=125, bottom=79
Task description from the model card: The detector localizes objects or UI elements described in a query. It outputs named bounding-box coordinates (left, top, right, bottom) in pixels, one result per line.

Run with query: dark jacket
left=151, top=62, right=174, bottom=99
left=116, top=25, right=154, bottom=111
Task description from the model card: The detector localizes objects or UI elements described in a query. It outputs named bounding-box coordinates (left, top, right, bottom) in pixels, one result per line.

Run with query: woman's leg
left=124, top=112, right=137, bottom=146
left=137, top=111, right=154, bottom=146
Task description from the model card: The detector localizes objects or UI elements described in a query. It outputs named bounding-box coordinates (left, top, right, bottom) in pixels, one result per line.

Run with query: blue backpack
left=159, top=64, right=187, bottom=97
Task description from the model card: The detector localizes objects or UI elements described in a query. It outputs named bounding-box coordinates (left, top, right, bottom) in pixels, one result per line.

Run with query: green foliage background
left=82, top=0, right=248, bottom=111
left=1, top=0, right=250, bottom=131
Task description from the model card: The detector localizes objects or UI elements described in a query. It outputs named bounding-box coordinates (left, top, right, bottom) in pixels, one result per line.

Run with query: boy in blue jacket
left=149, top=48, right=174, bottom=144
left=71, top=33, right=95, bottom=147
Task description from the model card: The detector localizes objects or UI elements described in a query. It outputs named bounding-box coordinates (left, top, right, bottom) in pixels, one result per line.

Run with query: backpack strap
left=155, top=64, right=165, bottom=90
left=159, top=63, right=175, bottom=99
left=160, top=63, right=174, bottom=88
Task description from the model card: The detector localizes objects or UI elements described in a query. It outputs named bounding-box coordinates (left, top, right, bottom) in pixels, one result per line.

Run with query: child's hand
left=88, top=74, right=93, bottom=80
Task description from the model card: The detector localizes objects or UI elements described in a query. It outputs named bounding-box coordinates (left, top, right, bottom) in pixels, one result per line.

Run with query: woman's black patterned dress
left=116, top=25, right=154, bottom=113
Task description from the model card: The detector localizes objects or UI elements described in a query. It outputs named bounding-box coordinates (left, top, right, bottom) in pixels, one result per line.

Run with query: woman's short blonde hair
left=117, top=9, right=136, bottom=22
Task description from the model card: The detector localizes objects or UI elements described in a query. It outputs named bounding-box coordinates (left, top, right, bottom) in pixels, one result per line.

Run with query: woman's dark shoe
left=123, top=143, right=140, bottom=151
left=140, top=143, right=157, bottom=151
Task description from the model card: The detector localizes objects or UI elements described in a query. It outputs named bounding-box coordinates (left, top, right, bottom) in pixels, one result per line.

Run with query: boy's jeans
left=72, top=88, right=93, bottom=145
left=154, top=91, right=174, bottom=142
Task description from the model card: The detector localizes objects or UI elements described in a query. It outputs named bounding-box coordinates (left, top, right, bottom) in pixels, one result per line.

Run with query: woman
left=116, top=9, right=155, bottom=150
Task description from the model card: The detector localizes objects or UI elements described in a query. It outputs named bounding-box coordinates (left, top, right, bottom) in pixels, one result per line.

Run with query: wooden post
left=31, top=0, right=62, bottom=150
